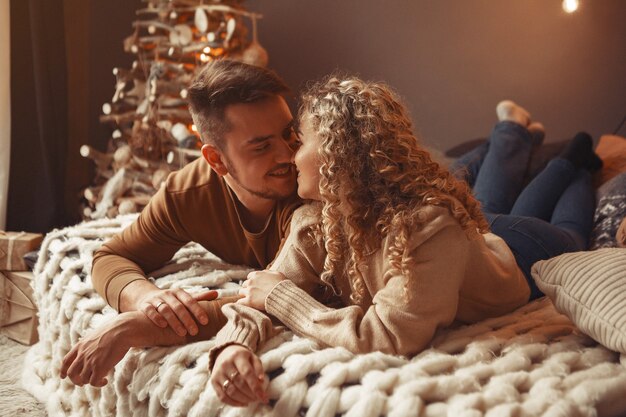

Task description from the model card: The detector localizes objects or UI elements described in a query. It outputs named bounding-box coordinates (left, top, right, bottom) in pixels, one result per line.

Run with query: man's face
left=219, top=95, right=298, bottom=201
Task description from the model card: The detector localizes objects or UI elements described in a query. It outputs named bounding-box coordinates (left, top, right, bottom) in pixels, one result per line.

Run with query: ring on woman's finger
left=223, top=379, right=231, bottom=390
left=229, top=370, right=239, bottom=380
left=155, top=301, right=166, bottom=310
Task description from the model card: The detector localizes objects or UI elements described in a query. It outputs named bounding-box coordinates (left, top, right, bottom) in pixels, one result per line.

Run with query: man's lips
left=268, top=165, right=294, bottom=177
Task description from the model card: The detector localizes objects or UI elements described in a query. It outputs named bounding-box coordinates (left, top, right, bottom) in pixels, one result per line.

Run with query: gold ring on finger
left=222, top=379, right=231, bottom=390
left=155, top=301, right=165, bottom=310
left=229, top=370, right=239, bottom=380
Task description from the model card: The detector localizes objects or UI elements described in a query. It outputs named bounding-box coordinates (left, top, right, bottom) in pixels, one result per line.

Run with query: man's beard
left=224, top=159, right=294, bottom=201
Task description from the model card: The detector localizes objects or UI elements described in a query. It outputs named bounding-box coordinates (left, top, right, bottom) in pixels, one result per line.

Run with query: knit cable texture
left=21, top=216, right=626, bottom=417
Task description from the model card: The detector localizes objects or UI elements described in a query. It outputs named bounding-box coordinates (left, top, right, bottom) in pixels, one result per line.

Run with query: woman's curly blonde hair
left=299, top=75, right=490, bottom=304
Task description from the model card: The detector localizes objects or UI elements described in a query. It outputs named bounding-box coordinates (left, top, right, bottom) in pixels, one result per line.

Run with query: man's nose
left=277, top=138, right=296, bottom=162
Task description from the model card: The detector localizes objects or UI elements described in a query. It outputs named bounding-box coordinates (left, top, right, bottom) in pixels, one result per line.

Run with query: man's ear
left=201, top=144, right=229, bottom=176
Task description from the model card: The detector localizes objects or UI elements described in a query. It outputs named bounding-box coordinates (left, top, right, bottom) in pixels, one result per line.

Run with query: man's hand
left=60, top=314, right=137, bottom=387
left=136, top=288, right=218, bottom=336
left=211, top=345, right=268, bottom=407
left=237, top=270, right=286, bottom=311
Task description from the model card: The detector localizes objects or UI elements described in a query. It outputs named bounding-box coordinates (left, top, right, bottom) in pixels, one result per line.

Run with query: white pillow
left=531, top=248, right=626, bottom=353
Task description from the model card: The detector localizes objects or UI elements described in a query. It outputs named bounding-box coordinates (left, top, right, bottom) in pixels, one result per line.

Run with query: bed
left=21, top=135, right=626, bottom=417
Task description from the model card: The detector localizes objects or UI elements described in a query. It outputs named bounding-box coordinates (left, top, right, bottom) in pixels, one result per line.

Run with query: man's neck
left=224, top=177, right=276, bottom=233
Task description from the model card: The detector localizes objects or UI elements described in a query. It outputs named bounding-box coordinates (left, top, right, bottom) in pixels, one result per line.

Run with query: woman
left=208, top=77, right=598, bottom=407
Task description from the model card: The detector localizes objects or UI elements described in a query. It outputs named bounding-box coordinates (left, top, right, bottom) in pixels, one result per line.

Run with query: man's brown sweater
left=91, top=157, right=301, bottom=312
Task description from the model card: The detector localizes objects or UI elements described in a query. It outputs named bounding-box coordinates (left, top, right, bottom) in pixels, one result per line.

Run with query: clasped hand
left=209, top=270, right=285, bottom=406
left=61, top=289, right=218, bottom=387
left=237, top=270, right=286, bottom=311
left=137, top=287, right=218, bottom=336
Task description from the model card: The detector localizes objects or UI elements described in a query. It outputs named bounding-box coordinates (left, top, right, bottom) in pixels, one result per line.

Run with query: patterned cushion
left=531, top=248, right=626, bottom=353
left=590, top=172, right=626, bottom=249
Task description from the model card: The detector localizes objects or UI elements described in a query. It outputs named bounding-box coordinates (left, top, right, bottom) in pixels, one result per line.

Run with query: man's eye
left=288, top=137, right=302, bottom=151
left=255, top=143, right=270, bottom=152
left=282, top=126, right=299, bottom=141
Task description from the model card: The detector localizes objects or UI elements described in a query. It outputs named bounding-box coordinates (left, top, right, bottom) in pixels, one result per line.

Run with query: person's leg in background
left=455, top=101, right=545, bottom=214
left=509, top=158, right=579, bottom=221
left=449, top=141, right=489, bottom=188
left=510, top=131, right=600, bottom=247
left=550, top=169, right=595, bottom=249
left=472, top=120, right=533, bottom=214
left=487, top=132, right=601, bottom=301
left=487, top=214, right=581, bottom=301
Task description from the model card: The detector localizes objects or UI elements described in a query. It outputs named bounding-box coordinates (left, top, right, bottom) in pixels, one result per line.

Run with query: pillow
left=531, top=248, right=626, bottom=353
left=590, top=172, right=626, bottom=250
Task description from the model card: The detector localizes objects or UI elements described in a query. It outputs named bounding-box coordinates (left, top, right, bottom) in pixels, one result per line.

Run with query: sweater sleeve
left=265, top=221, right=470, bottom=357
left=92, top=183, right=191, bottom=311
left=207, top=204, right=326, bottom=367
left=207, top=303, right=283, bottom=370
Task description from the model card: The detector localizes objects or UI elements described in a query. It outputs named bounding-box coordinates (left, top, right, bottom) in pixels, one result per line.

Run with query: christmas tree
left=80, top=0, right=267, bottom=219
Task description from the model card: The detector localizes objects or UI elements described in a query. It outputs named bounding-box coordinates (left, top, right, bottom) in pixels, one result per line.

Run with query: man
left=61, top=59, right=301, bottom=386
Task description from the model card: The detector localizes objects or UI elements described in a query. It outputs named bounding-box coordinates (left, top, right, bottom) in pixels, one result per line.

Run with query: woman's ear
left=201, top=144, right=228, bottom=176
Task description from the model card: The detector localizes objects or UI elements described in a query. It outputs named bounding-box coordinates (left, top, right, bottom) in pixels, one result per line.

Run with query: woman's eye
left=255, top=143, right=270, bottom=152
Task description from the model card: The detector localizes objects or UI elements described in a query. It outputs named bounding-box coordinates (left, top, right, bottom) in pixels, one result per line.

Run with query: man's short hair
left=187, top=59, right=290, bottom=150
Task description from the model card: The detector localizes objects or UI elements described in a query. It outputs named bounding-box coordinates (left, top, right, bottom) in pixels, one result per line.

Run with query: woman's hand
left=210, top=345, right=268, bottom=407
left=237, top=270, right=286, bottom=311
left=136, top=288, right=218, bottom=337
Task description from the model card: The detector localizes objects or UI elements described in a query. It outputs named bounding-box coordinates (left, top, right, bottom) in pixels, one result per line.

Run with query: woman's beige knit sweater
left=209, top=203, right=530, bottom=366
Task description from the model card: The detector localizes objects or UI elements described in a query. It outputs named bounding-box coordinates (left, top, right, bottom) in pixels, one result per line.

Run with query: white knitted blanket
left=22, top=216, right=626, bottom=417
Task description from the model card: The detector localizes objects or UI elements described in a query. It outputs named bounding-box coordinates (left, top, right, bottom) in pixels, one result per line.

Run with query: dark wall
left=83, top=0, right=142, bottom=150
left=246, top=0, right=626, bottom=151
left=11, top=1, right=622, bottom=231
left=85, top=1, right=626, bottom=152
left=64, top=0, right=141, bottom=222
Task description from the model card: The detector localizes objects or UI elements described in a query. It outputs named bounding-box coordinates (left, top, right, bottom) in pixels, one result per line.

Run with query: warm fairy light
left=191, top=124, right=198, bottom=132
left=203, top=46, right=211, bottom=54
left=562, top=0, right=579, bottom=13
left=200, top=53, right=210, bottom=63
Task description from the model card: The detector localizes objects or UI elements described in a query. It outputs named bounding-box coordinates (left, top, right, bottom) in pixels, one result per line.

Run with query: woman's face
left=293, top=113, right=322, bottom=201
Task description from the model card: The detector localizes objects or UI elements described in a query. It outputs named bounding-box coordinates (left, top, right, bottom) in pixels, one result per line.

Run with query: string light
left=562, top=0, right=580, bottom=13
left=200, top=53, right=210, bottom=63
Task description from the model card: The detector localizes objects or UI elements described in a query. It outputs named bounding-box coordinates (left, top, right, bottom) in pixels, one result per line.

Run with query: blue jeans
left=457, top=122, right=595, bottom=300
